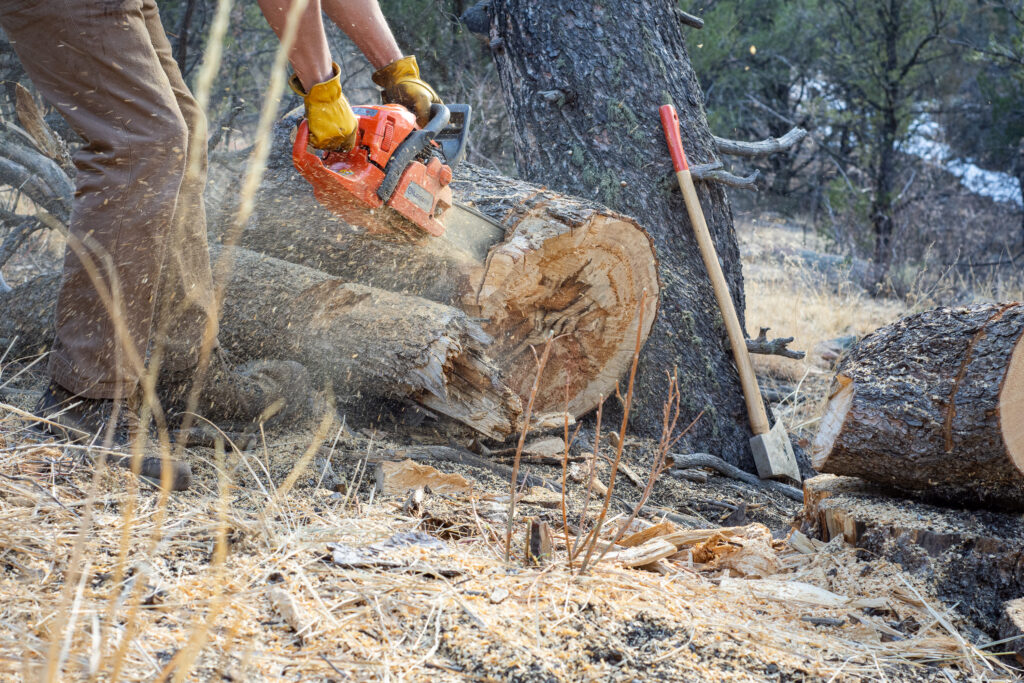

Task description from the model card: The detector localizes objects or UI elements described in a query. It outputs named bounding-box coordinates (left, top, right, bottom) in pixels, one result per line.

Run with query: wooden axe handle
left=659, top=104, right=770, bottom=436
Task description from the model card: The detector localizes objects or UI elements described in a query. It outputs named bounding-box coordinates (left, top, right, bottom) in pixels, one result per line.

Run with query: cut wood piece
left=215, top=246, right=522, bottom=440
left=999, top=598, right=1024, bottom=659
left=378, top=460, right=473, bottom=496
left=601, top=538, right=678, bottom=568
left=719, top=578, right=849, bottom=608
left=811, top=303, right=1024, bottom=509
left=0, top=247, right=523, bottom=439
left=459, top=178, right=660, bottom=417
left=802, top=474, right=1024, bottom=637
left=229, top=122, right=661, bottom=420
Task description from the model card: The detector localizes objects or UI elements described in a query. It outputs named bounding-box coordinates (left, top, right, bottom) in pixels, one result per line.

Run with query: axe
left=660, top=104, right=801, bottom=483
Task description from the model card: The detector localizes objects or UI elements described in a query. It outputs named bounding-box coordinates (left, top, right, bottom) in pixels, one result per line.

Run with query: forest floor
left=0, top=215, right=1020, bottom=681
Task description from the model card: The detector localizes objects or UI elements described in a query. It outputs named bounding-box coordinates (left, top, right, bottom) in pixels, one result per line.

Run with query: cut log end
left=468, top=211, right=660, bottom=416
left=810, top=375, right=853, bottom=471
left=1001, top=336, right=1024, bottom=472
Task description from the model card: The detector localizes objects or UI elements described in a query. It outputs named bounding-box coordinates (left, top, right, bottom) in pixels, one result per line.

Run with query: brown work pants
left=0, top=0, right=215, bottom=399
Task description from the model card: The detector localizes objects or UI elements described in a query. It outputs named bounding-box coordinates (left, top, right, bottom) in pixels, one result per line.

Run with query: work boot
left=34, top=382, right=192, bottom=491
left=158, top=348, right=314, bottom=433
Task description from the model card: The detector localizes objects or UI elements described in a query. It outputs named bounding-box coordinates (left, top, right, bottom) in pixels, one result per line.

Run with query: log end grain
left=468, top=210, right=660, bottom=417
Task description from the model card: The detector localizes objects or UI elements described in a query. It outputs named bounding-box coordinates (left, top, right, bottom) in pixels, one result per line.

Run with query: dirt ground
left=0, top=218, right=1019, bottom=681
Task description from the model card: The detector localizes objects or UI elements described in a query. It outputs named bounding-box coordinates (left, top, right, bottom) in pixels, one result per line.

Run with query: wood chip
left=380, top=459, right=473, bottom=496
left=521, top=486, right=563, bottom=508
left=618, top=520, right=677, bottom=548
left=268, top=587, right=311, bottom=642
left=523, top=436, right=566, bottom=457
left=525, top=518, right=553, bottom=565
left=602, top=538, right=678, bottom=568
left=720, top=578, right=850, bottom=608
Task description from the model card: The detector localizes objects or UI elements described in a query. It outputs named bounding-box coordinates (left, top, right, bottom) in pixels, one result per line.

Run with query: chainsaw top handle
left=378, top=102, right=449, bottom=203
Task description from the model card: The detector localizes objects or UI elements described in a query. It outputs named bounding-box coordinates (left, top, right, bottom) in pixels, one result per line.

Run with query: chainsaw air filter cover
left=292, top=103, right=455, bottom=239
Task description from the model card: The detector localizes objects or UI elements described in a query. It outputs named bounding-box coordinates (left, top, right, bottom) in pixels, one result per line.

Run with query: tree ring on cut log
left=463, top=204, right=660, bottom=417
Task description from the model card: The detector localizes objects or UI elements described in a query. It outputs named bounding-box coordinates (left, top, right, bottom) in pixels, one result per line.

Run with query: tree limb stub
left=746, top=327, right=806, bottom=360
left=688, top=161, right=760, bottom=190
left=674, top=8, right=704, bottom=29
left=713, top=127, right=808, bottom=159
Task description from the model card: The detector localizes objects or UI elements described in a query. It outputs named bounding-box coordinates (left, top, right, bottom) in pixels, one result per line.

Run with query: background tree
left=815, top=0, right=963, bottom=282
left=942, top=0, right=1024, bottom=242
left=690, top=0, right=820, bottom=197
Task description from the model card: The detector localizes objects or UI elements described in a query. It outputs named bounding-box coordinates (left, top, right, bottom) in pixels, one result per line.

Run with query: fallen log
left=801, top=474, right=1024, bottom=638
left=0, top=246, right=522, bottom=439
left=218, top=116, right=661, bottom=419
left=811, top=303, right=1024, bottom=509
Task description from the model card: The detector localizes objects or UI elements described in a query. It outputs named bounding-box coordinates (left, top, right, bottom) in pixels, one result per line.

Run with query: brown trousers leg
left=143, top=1, right=217, bottom=375
left=0, top=0, right=215, bottom=398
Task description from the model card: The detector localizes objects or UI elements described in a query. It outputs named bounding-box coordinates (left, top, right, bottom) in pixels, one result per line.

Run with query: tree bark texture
left=0, top=247, right=524, bottom=439
left=811, top=303, right=1024, bottom=509
left=214, top=117, right=661, bottom=420
left=482, top=0, right=755, bottom=468
left=802, top=474, right=1024, bottom=637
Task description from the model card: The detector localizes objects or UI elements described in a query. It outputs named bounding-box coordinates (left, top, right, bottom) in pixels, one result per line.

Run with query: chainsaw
left=292, top=102, right=503, bottom=258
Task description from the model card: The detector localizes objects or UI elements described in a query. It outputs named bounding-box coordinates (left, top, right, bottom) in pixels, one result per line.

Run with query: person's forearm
left=257, top=0, right=334, bottom=90
left=321, top=0, right=403, bottom=69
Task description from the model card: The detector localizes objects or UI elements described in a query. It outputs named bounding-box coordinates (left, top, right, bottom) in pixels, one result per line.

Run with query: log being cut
left=0, top=246, right=523, bottom=439
left=811, top=303, right=1024, bottom=509
left=223, top=118, right=661, bottom=418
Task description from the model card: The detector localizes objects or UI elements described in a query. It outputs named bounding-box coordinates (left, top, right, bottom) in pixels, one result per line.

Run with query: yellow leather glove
left=290, top=62, right=357, bottom=151
left=371, top=55, right=442, bottom=128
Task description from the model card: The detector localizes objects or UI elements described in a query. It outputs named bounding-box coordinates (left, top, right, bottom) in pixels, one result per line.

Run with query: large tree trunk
left=811, top=304, right=1024, bottom=509
left=479, top=0, right=756, bottom=468
left=213, top=116, right=660, bottom=420
left=0, top=247, right=524, bottom=439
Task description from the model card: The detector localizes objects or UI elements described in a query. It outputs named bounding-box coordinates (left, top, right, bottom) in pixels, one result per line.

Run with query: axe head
left=750, top=416, right=801, bottom=484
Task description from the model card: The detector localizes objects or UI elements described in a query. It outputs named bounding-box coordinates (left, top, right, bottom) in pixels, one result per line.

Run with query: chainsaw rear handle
left=378, top=102, right=450, bottom=202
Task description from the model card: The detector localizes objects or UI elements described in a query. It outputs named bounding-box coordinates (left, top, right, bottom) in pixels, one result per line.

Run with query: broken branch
left=674, top=7, right=704, bottom=29
left=689, top=161, right=760, bottom=190
left=670, top=452, right=803, bottom=502
left=713, top=127, right=808, bottom=158
left=747, top=327, right=805, bottom=360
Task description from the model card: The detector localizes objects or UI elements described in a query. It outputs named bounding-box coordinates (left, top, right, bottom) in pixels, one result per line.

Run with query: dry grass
left=739, top=213, right=908, bottom=438
left=0, top=396, right=1013, bottom=681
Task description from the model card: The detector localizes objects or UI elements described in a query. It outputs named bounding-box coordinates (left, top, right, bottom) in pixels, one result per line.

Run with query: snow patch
left=902, top=116, right=1022, bottom=208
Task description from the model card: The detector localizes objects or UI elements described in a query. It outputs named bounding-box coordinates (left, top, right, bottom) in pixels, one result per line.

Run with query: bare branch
left=670, top=452, right=803, bottom=501
left=746, top=327, right=805, bottom=360
left=690, top=161, right=760, bottom=190
left=674, top=7, right=704, bottom=29
left=713, top=127, right=808, bottom=158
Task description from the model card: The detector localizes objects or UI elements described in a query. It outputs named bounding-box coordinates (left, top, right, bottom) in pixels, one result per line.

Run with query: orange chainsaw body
left=292, top=104, right=453, bottom=238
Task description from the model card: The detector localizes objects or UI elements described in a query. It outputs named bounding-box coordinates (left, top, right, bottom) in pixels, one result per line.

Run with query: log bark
left=811, top=303, right=1024, bottom=509
left=801, top=474, right=1024, bottom=638
left=213, top=114, right=661, bottom=420
left=481, top=0, right=756, bottom=468
left=0, top=247, right=523, bottom=439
